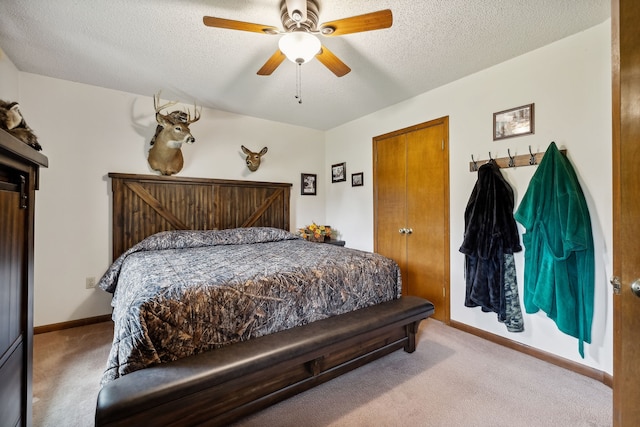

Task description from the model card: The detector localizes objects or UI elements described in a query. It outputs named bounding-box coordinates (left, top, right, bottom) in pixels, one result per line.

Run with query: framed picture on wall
left=301, top=173, right=317, bottom=195
left=352, top=172, right=363, bottom=187
left=493, top=103, right=535, bottom=140
left=331, top=162, right=346, bottom=183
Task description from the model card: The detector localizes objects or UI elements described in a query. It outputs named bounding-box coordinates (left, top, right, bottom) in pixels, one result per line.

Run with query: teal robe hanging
left=514, top=142, right=594, bottom=357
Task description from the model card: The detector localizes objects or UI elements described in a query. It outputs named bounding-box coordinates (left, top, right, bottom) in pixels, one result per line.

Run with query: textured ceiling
left=0, top=0, right=609, bottom=130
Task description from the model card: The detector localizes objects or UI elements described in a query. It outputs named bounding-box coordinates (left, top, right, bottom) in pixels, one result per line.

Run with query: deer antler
left=153, top=91, right=179, bottom=114
left=154, top=91, right=201, bottom=124
left=185, top=103, right=201, bottom=124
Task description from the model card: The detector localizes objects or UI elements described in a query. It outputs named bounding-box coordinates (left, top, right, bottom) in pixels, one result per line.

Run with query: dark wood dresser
left=0, top=129, right=47, bottom=427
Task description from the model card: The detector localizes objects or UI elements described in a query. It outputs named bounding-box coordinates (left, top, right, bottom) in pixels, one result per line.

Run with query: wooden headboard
left=108, top=173, right=292, bottom=260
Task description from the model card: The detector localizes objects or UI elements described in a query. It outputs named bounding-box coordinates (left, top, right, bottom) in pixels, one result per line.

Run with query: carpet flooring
left=32, top=319, right=612, bottom=426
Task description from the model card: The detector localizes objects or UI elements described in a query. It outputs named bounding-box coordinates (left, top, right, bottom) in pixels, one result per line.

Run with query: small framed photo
left=331, top=162, right=346, bottom=183
left=493, top=103, right=535, bottom=140
left=301, top=173, right=317, bottom=195
left=351, top=172, right=363, bottom=187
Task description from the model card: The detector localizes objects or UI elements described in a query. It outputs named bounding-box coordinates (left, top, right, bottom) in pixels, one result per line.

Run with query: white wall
left=0, top=47, right=19, bottom=99
left=325, top=21, right=613, bottom=374
left=3, top=74, right=326, bottom=326
left=1, top=21, right=613, bottom=375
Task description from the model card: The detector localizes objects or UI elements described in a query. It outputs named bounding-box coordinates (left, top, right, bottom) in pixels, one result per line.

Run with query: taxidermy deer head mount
left=147, top=92, right=200, bottom=176
left=241, top=145, right=268, bottom=172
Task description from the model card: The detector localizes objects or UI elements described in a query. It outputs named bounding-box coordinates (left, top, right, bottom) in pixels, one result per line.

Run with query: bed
left=95, top=174, right=434, bottom=426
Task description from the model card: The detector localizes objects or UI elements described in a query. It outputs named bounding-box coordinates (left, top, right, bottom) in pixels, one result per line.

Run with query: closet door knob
left=406, top=228, right=413, bottom=234
left=632, top=279, right=640, bottom=298
left=399, top=228, right=406, bottom=234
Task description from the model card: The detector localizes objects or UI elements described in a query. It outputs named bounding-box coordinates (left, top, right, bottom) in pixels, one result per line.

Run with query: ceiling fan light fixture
left=278, top=32, right=321, bottom=64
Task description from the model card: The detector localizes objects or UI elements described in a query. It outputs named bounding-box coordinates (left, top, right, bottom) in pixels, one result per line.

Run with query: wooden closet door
left=374, top=117, right=449, bottom=322
left=406, top=120, right=449, bottom=321
left=373, top=134, right=408, bottom=287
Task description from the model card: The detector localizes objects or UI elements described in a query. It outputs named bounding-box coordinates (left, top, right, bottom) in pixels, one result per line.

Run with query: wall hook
left=529, top=146, right=537, bottom=165
left=471, top=154, right=478, bottom=171
left=508, top=149, right=516, bottom=167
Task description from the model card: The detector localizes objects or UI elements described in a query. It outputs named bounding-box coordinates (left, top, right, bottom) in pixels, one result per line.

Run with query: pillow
left=98, top=227, right=300, bottom=292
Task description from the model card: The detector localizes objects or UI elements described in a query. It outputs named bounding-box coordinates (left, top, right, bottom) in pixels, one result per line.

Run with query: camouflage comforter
left=98, top=227, right=401, bottom=385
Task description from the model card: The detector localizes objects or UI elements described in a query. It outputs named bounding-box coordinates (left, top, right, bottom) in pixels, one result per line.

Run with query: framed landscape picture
left=493, top=103, right=535, bottom=140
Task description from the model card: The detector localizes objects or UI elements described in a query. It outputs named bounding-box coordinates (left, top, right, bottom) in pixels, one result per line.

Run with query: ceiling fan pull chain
left=295, top=62, right=303, bottom=104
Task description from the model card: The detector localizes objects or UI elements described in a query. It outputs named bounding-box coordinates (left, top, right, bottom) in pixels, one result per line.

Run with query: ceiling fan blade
left=257, top=50, right=286, bottom=75
left=316, top=45, right=351, bottom=77
left=319, top=9, right=392, bottom=37
left=203, top=16, right=280, bottom=35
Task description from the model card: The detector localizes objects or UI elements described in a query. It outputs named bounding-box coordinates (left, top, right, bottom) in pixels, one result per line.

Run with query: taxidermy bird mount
left=0, top=100, right=42, bottom=151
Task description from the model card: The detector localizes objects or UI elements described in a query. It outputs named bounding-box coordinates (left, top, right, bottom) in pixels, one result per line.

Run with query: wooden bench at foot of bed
left=95, top=296, right=435, bottom=427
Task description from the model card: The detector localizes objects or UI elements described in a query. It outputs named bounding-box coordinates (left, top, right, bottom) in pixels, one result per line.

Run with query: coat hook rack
left=468, top=145, right=567, bottom=172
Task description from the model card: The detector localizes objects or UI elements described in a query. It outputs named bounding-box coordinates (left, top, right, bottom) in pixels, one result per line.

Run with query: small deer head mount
left=241, top=145, right=268, bottom=172
left=147, top=92, right=200, bottom=176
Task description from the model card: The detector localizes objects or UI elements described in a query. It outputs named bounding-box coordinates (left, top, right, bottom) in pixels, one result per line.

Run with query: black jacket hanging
left=459, top=161, right=523, bottom=332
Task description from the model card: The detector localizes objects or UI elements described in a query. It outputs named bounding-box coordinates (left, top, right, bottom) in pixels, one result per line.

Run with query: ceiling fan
left=203, top=0, right=392, bottom=77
